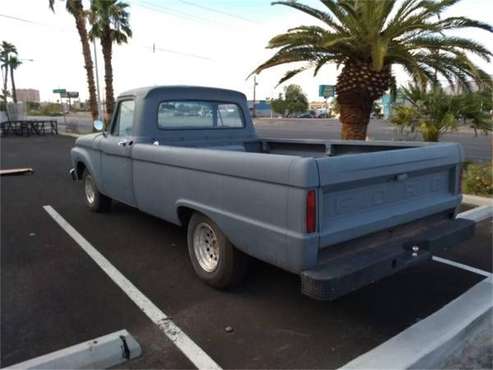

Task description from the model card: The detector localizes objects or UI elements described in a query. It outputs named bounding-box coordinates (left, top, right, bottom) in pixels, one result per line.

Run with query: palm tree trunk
left=10, top=66, right=17, bottom=103
left=336, top=62, right=391, bottom=140
left=338, top=96, right=372, bottom=140
left=2, top=65, right=9, bottom=118
left=72, top=2, right=98, bottom=122
left=2, top=64, right=9, bottom=99
left=101, top=29, right=114, bottom=120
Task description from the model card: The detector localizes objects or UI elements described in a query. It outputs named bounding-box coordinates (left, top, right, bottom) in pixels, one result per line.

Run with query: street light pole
left=252, top=75, right=258, bottom=118
left=92, top=39, right=102, bottom=120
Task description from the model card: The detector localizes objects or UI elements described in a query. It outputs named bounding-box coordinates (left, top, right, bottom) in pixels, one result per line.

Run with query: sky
left=1, top=0, right=493, bottom=102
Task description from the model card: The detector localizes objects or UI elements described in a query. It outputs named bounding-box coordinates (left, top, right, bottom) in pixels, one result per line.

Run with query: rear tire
left=187, top=213, right=249, bottom=289
left=83, top=169, right=111, bottom=212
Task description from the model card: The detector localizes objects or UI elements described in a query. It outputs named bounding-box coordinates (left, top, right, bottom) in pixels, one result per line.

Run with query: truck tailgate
left=316, top=143, right=463, bottom=248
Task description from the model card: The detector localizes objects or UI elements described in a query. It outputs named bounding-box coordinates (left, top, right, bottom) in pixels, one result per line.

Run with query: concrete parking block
left=340, top=277, right=493, bottom=369
left=458, top=204, right=493, bottom=223
left=6, top=329, right=141, bottom=369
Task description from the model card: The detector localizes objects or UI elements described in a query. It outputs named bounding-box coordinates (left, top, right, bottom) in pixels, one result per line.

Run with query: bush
left=462, top=162, right=492, bottom=197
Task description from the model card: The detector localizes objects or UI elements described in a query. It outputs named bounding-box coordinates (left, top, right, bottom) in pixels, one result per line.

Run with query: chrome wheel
left=193, top=222, right=220, bottom=272
left=84, top=174, right=96, bottom=205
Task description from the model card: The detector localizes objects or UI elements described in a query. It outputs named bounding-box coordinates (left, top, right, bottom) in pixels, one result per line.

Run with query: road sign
left=67, top=91, right=79, bottom=98
left=53, top=88, right=66, bottom=94
left=319, top=85, right=335, bottom=98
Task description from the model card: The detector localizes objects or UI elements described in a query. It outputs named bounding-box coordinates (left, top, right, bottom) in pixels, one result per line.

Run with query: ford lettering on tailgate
left=324, top=170, right=450, bottom=218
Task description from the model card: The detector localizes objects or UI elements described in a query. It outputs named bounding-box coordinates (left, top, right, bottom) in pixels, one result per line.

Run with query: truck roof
left=119, top=85, right=247, bottom=100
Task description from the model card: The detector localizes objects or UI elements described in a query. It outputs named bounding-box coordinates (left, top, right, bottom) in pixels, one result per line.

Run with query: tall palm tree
left=1, top=41, right=17, bottom=109
left=49, top=0, right=99, bottom=122
left=253, top=0, right=493, bottom=140
left=8, top=56, right=22, bottom=103
left=89, top=0, right=132, bottom=119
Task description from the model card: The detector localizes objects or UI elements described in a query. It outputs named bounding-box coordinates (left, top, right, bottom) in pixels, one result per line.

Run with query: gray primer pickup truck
left=70, top=86, right=474, bottom=300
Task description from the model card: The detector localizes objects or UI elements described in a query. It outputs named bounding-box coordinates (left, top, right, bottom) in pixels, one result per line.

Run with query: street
left=35, top=114, right=492, bottom=162
left=1, top=135, right=492, bottom=369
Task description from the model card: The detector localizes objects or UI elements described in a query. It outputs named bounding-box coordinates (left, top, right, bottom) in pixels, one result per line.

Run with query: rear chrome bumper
left=69, top=168, right=77, bottom=181
left=301, top=217, right=475, bottom=300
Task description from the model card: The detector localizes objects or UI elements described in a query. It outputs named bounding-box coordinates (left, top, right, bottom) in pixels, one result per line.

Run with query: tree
left=390, top=105, right=418, bottom=137
left=89, top=0, right=132, bottom=120
left=49, top=0, right=99, bottom=122
left=253, top=0, right=493, bottom=140
left=0, top=41, right=17, bottom=110
left=270, top=84, right=309, bottom=117
left=8, top=56, right=22, bottom=103
left=457, top=89, right=493, bottom=136
left=392, top=84, right=459, bottom=141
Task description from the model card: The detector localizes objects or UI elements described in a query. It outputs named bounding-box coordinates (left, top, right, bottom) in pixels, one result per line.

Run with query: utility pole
left=93, top=39, right=102, bottom=120
left=252, top=75, right=258, bottom=118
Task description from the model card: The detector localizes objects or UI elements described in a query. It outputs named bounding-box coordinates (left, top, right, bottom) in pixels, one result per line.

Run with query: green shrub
left=462, top=162, right=492, bottom=197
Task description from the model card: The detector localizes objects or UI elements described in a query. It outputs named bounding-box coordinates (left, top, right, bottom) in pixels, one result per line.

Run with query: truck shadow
left=108, top=201, right=482, bottom=331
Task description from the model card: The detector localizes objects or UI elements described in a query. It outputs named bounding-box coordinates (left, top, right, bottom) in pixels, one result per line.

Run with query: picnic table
left=0, top=120, right=58, bottom=137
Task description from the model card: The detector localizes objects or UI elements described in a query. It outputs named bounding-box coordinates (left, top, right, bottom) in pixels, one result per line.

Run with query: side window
left=111, top=100, right=135, bottom=136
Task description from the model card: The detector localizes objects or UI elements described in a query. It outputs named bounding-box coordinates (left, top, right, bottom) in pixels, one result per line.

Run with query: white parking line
left=432, top=256, right=492, bottom=277
left=43, top=205, right=221, bottom=370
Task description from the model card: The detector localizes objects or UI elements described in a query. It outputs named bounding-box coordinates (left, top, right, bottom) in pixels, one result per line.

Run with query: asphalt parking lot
left=1, top=135, right=492, bottom=369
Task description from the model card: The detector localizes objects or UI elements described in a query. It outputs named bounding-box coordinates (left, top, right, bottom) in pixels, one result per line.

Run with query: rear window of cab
left=157, top=101, right=244, bottom=129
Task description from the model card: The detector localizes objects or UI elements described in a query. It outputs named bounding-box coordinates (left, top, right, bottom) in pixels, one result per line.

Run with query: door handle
left=118, top=139, right=133, bottom=147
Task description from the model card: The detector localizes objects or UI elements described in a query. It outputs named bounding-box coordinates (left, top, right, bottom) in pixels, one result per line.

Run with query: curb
left=6, top=329, right=142, bottom=369
left=463, top=194, right=493, bottom=207
left=340, top=277, right=493, bottom=370
left=340, top=205, right=493, bottom=370
left=59, top=132, right=82, bottom=138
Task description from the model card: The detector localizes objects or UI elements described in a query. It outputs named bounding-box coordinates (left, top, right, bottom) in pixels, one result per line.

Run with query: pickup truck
left=70, top=86, right=475, bottom=300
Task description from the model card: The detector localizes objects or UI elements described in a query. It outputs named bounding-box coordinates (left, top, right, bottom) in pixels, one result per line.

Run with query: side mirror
left=93, top=120, right=104, bottom=131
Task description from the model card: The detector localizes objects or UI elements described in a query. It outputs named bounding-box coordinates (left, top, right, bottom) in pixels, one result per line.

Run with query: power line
left=176, top=0, right=257, bottom=24
left=149, top=44, right=215, bottom=61
left=0, top=13, right=69, bottom=32
left=132, top=0, right=214, bottom=25
left=0, top=13, right=51, bottom=27
left=130, top=0, right=229, bottom=28
left=0, top=12, right=215, bottom=62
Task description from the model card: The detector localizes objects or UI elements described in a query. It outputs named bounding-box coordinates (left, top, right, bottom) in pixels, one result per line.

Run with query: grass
left=462, top=162, right=492, bottom=198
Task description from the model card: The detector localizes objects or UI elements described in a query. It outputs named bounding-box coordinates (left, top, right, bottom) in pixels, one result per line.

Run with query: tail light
left=306, top=190, right=316, bottom=233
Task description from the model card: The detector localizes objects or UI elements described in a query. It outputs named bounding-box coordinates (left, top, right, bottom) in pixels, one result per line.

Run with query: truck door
left=100, top=99, right=136, bottom=207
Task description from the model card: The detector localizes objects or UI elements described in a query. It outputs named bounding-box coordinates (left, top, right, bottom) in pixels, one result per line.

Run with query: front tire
left=187, top=213, right=248, bottom=289
left=83, top=169, right=111, bottom=212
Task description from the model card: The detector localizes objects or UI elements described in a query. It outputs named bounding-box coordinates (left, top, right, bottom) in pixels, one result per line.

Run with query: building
left=247, top=100, right=272, bottom=117
left=309, top=101, right=327, bottom=110
left=16, top=89, right=40, bottom=103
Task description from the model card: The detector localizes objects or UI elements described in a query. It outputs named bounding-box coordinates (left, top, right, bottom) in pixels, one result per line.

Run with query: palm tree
left=8, top=56, right=22, bottom=103
left=1, top=41, right=17, bottom=109
left=253, top=0, right=493, bottom=140
left=49, top=0, right=99, bottom=122
left=89, top=0, right=132, bottom=119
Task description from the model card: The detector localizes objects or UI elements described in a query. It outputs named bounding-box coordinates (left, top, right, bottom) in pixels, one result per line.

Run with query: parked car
left=70, top=86, right=475, bottom=300
left=298, top=112, right=314, bottom=118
